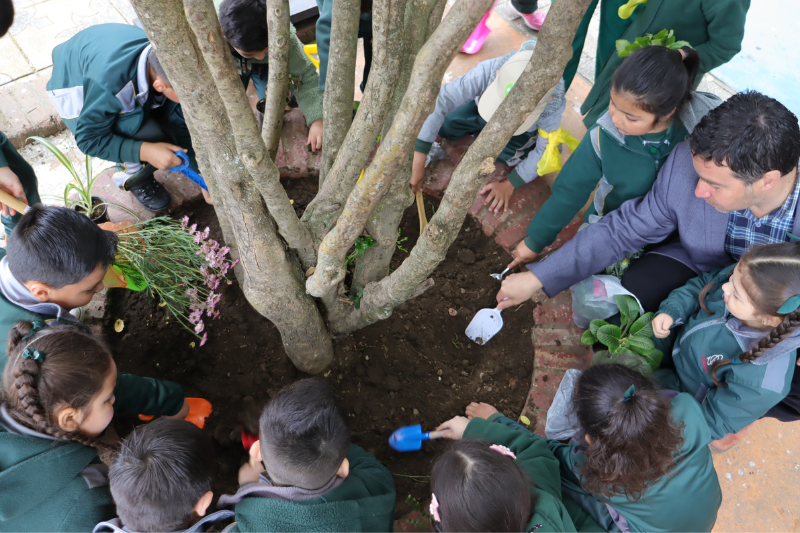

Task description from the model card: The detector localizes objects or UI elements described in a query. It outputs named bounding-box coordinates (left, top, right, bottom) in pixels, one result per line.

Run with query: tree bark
left=132, top=0, right=333, bottom=373
left=319, top=0, right=361, bottom=183
left=305, top=0, right=493, bottom=299
left=261, top=0, right=291, bottom=160
left=332, top=0, right=594, bottom=333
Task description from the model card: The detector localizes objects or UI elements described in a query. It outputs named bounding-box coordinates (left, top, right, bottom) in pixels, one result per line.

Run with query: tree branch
left=305, top=0, right=493, bottom=299
left=261, top=0, right=291, bottom=160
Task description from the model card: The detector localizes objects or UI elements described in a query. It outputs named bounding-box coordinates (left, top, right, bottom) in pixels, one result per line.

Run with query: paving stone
left=0, top=36, right=35, bottom=84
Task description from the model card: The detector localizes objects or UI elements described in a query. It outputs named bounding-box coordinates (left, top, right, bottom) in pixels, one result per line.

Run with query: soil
left=103, top=177, right=535, bottom=518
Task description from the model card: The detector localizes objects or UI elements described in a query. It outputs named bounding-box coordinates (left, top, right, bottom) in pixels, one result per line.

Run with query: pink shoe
left=510, top=4, right=547, bottom=31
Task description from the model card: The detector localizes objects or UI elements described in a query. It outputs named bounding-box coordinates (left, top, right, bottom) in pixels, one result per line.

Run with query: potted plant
left=580, top=295, right=663, bottom=377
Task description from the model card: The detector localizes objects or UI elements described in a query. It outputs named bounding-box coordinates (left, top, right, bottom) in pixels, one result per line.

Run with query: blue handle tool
left=389, top=425, right=447, bottom=452
left=168, top=151, right=208, bottom=191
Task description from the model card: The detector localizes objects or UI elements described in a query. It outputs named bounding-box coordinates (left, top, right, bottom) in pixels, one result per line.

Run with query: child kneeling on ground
left=0, top=323, right=189, bottom=532
left=652, top=242, right=800, bottom=452
left=94, top=419, right=234, bottom=533
left=218, top=379, right=396, bottom=532
left=409, top=41, right=568, bottom=213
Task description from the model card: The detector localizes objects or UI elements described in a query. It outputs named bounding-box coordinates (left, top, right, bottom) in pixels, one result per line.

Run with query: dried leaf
left=448, top=308, right=457, bottom=316
left=190, top=341, right=196, bottom=348
left=114, top=319, right=125, bottom=333
left=519, top=415, right=531, bottom=426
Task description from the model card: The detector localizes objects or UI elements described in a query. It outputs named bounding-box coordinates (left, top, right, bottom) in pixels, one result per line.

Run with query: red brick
left=532, top=325, right=585, bottom=347
left=532, top=369, right=562, bottom=395
left=533, top=291, right=574, bottom=323
left=529, top=388, right=555, bottom=411
left=533, top=412, right=548, bottom=437
left=536, top=349, right=589, bottom=371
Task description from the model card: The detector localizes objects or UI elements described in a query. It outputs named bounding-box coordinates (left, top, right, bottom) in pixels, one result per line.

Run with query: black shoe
left=127, top=177, right=172, bottom=213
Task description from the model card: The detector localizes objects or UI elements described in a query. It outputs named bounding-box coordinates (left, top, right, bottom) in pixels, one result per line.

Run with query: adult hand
left=652, top=313, right=674, bottom=338
left=140, top=142, right=184, bottom=170
left=0, top=166, right=28, bottom=217
left=436, top=416, right=469, bottom=440
left=465, top=402, right=498, bottom=420
left=479, top=179, right=514, bottom=214
left=409, top=151, right=428, bottom=194
left=508, top=240, right=538, bottom=269
left=307, top=119, right=323, bottom=151
left=496, top=271, right=543, bottom=310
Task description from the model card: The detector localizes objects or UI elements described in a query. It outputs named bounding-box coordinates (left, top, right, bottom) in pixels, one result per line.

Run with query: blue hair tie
left=777, top=295, right=800, bottom=315
left=22, top=347, right=45, bottom=364
left=21, top=320, right=47, bottom=341
left=622, top=384, right=636, bottom=402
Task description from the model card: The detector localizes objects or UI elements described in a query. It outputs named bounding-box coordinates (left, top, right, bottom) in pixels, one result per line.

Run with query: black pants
left=620, top=253, right=697, bottom=313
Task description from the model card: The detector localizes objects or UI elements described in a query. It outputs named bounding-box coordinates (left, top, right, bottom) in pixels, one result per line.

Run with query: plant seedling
left=346, top=235, right=376, bottom=264
left=396, top=228, right=409, bottom=253
left=616, top=29, right=691, bottom=58
left=349, top=285, right=364, bottom=309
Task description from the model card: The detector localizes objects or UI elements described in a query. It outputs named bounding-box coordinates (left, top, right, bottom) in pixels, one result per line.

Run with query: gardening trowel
left=465, top=298, right=508, bottom=345
left=389, top=425, right=447, bottom=452
left=0, top=190, right=30, bottom=215
left=169, top=151, right=209, bottom=191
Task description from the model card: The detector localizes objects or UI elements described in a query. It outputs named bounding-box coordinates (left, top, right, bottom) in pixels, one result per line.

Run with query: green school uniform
left=548, top=393, right=722, bottom=532
left=228, top=444, right=396, bottom=532
left=464, top=416, right=603, bottom=532
left=655, top=265, right=799, bottom=440
left=578, top=0, right=749, bottom=127
left=0, top=132, right=41, bottom=238
left=212, top=0, right=323, bottom=126
left=0, top=425, right=115, bottom=532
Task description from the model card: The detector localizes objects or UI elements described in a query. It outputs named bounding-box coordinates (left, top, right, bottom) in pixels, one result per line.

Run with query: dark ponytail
left=612, top=45, right=701, bottom=123
left=2, top=321, right=116, bottom=452
left=574, top=364, right=684, bottom=500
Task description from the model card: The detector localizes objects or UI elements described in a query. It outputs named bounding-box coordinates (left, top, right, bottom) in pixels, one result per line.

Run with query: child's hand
left=163, top=399, right=191, bottom=420
left=436, top=416, right=469, bottom=440
left=409, top=151, right=428, bottom=194
left=140, top=142, right=185, bottom=170
left=465, top=402, right=499, bottom=420
left=508, top=240, right=538, bottom=269
left=479, top=180, right=514, bottom=214
left=0, top=166, right=27, bottom=216
left=307, top=119, right=323, bottom=151
left=238, top=458, right=262, bottom=485
left=652, top=313, right=674, bottom=338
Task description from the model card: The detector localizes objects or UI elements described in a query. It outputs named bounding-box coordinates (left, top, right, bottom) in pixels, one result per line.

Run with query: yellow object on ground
left=416, top=191, right=428, bottom=235
left=303, top=44, right=320, bottom=69
left=537, top=127, right=580, bottom=175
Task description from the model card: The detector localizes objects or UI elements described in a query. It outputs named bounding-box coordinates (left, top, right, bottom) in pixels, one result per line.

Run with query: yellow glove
left=618, top=0, right=648, bottom=20
left=536, top=127, right=580, bottom=176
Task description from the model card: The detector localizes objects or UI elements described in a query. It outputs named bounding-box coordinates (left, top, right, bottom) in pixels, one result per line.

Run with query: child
left=47, top=23, right=203, bottom=212
left=315, top=0, right=373, bottom=93
left=95, top=419, right=234, bottom=533
left=652, top=242, right=800, bottom=451
left=0, top=322, right=188, bottom=532
left=215, top=0, right=325, bottom=151
left=410, top=42, right=567, bottom=215
left=217, top=379, right=396, bottom=532
left=509, top=45, right=720, bottom=270
left=543, top=364, right=721, bottom=532
left=433, top=411, right=602, bottom=532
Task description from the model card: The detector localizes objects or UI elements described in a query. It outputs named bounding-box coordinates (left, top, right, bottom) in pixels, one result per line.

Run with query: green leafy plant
left=616, top=29, right=691, bottom=58
left=580, top=295, right=662, bottom=376
left=603, top=248, right=645, bottom=278
left=346, top=235, right=376, bottom=265
left=348, top=285, right=364, bottom=309
left=396, top=228, right=409, bottom=253
left=401, top=494, right=434, bottom=530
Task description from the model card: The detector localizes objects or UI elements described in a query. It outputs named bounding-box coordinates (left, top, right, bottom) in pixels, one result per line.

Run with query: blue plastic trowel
left=169, top=151, right=208, bottom=191
left=389, top=424, right=447, bottom=452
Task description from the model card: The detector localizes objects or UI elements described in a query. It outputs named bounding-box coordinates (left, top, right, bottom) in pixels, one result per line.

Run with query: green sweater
left=464, top=416, right=603, bottom=532
left=229, top=444, right=396, bottom=532
left=0, top=132, right=41, bottom=238
left=212, top=0, right=323, bottom=126
left=656, top=265, right=799, bottom=439
left=580, top=0, right=750, bottom=127
left=548, top=393, right=721, bottom=532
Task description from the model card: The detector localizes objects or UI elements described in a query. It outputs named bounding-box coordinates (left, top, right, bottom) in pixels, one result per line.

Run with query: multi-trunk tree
left=129, top=0, right=593, bottom=373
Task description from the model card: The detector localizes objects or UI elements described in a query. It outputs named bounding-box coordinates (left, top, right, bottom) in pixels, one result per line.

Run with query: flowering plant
left=110, top=216, right=238, bottom=345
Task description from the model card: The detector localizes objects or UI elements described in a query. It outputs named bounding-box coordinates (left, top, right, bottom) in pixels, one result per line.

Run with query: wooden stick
left=416, top=190, right=428, bottom=236
left=0, top=190, right=30, bottom=215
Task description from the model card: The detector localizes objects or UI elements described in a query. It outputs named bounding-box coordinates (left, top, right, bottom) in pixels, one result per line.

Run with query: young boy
left=47, top=23, right=203, bottom=212
left=0, top=205, right=189, bottom=418
left=218, top=379, right=396, bottom=532
left=94, top=419, right=234, bottom=533
left=409, top=42, right=568, bottom=214
left=215, top=0, right=325, bottom=151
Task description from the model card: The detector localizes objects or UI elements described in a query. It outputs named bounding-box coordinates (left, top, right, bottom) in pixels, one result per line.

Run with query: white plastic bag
left=545, top=369, right=582, bottom=440
left=570, top=275, right=644, bottom=329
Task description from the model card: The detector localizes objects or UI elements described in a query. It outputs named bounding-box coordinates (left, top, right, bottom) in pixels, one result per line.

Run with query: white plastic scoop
left=466, top=299, right=507, bottom=345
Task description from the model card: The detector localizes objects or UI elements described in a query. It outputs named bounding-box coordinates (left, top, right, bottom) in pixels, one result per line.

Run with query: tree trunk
left=261, top=0, right=291, bottom=160
left=131, top=0, right=333, bottom=373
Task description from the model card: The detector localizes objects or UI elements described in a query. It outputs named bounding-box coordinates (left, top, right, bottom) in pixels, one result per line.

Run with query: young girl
left=0, top=322, right=187, bottom=532
left=433, top=408, right=602, bottom=532
left=652, top=242, right=800, bottom=451
left=509, top=45, right=719, bottom=269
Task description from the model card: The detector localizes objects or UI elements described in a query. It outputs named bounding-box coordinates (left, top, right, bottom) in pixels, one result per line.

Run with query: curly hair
left=1, top=321, right=116, bottom=452
left=575, top=364, right=684, bottom=501
left=708, top=243, right=800, bottom=387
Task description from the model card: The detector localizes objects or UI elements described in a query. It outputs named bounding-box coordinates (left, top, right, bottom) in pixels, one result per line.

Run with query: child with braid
left=0, top=322, right=188, bottom=532
left=653, top=242, right=800, bottom=452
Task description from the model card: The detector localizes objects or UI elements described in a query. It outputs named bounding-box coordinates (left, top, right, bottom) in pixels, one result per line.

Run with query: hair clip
left=777, top=295, right=800, bottom=315
left=489, top=444, right=517, bottom=460
left=622, top=384, right=636, bottom=402
left=22, top=320, right=47, bottom=341
left=429, top=493, right=441, bottom=522
left=22, top=347, right=45, bottom=364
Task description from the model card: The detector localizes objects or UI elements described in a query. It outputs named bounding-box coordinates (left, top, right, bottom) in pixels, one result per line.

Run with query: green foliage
left=396, top=228, right=409, bottom=253
left=349, top=285, right=364, bottom=309
left=346, top=235, right=376, bottom=265
left=580, top=295, right=663, bottom=376
left=402, top=494, right=433, bottom=530
left=616, top=29, right=692, bottom=58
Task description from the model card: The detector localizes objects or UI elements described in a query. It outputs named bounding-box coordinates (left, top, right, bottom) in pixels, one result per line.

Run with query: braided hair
left=710, top=243, right=800, bottom=387
left=1, top=321, right=116, bottom=452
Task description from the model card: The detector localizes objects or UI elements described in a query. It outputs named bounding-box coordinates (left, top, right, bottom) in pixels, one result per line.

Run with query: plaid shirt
left=724, top=177, right=800, bottom=259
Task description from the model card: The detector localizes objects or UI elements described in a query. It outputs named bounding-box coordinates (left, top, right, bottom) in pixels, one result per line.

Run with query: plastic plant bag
left=545, top=369, right=583, bottom=440
left=570, top=275, right=644, bottom=329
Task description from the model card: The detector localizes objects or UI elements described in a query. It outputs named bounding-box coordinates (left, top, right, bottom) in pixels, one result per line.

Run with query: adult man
left=497, top=90, right=800, bottom=421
